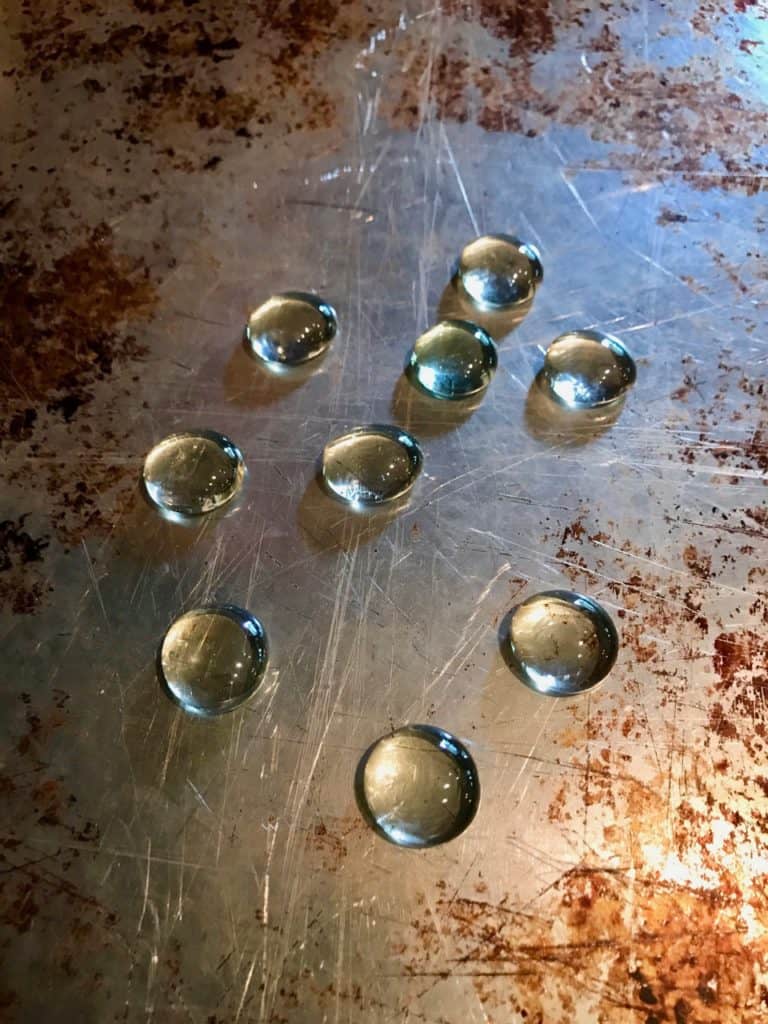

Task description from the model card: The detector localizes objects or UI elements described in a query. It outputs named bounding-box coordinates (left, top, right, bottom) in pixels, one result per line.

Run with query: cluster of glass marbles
left=142, top=233, right=636, bottom=849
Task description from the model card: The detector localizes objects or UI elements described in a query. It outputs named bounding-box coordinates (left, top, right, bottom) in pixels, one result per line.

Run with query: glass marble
left=321, top=426, right=423, bottom=507
left=355, top=724, right=480, bottom=848
left=543, top=330, right=636, bottom=409
left=504, top=590, right=618, bottom=696
left=407, top=319, right=498, bottom=400
left=142, top=430, right=245, bottom=516
left=158, top=605, right=268, bottom=717
left=246, top=291, right=337, bottom=366
left=458, top=234, right=543, bottom=308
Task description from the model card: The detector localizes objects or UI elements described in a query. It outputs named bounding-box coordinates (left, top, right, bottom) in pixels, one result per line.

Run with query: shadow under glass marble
left=437, top=278, right=534, bottom=341
left=390, top=374, right=482, bottom=439
left=524, top=369, right=626, bottom=446
left=224, top=336, right=330, bottom=408
left=297, top=474, right=410, bottom=553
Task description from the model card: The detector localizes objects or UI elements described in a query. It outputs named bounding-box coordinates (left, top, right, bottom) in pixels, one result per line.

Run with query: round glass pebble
left=246, top=291, right=337, bottom=366
left=543, top=330, right=637, bottom=409
left=321, top=426, right=423, bottom=507
left=142, top=430, right=245, bottom=516
left=158, top=605, right=268, bottom=717
left=504, top=590, right=619, bottom=697
left=458, top=233, right=543, bottom=308
left=407, top=319, right=498, bottom=400
left=355, top=724, right=480, bottom=848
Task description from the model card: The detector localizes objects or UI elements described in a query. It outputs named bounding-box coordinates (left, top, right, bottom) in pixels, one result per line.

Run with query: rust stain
left=382, top=2, right=767, bottom=194
left=0, top=517, right=50, bottom=615
left=407, top=871, right=768, bottom=1021
left=682, top=544, right=712, bottom=581
left=712, top=630, right=763, bottom=690
left=0, top=223, right=155, bottom=426
left=673, top=350, right=768, bottom=475
left=406, top=739, right=768, bottom=1021
left=656, top=209, right=689, bottom=226
left=706, top=245, right=751, bottom=296
left=0, top=693, right=116, bottom=988
left=0, top=223, right=157, bottom=609
left=304, top=815, right=367, bottom=873
left=441, top=0, right=563, bottom=57
left=9, top=1, right=377, bottom=146
left=7, top=0, right=766, bottom=193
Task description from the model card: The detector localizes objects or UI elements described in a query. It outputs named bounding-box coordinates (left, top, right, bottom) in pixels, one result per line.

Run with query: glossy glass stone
left=407, top=319, right=498, bottom=400
left=355, top=724, right=480, bottom=848
left=458, top=233, right=543, bottom=308
left=504, top=590, right=619, bottom=696
left=246, top=291, right=337, bottom=366
left=158, top=605, right=268, bottom=717
left=543, top=330, right=637, bottom=409
left=142, top=430, right=245, bottom=516
left=321, top=426, right=423, bottom=507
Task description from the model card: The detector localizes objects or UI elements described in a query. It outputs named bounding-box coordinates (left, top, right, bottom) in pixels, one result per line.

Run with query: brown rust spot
left=11, top=1, right=372, bottom=145
left=441, top=0, right=563, bottom=58
left=682, top=544, right=712, bottom=580
left=1, top=223, right=157, bottom=598
left=708, top=701, right=738, bottom=739
left=712, top=630, right=763, bottom=689
left=407, top=864, right=768, bottom=1022
left=0, top=224, right=155, bottom=427
left=8, top=0, right=768, bottom=196
left=657, top=208, right=689, bottom=226
left=0, top=517, right=50, bottom=615
left=385, top=6, right=767, bottom=194
left=305, top=815, right=367, bottom=873
left=561, top=518, right=586, bottom=545
left=0, top=692, right=116, bottom=985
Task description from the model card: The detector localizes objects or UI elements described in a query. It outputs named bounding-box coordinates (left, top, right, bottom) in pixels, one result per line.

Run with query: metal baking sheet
left=2, top=1, right=768, bottom=1020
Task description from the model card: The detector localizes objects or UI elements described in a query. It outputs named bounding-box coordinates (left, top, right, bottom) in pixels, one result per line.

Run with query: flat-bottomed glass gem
left=543, top=330, right=636, bottom=409
left=246, top=292, right=337, bottom=366
left=504, top=590, right=618, bottom=696
left=355, top=724, right=480, bottom=847
left=158, top=605, right=268, bottom=717
left=321, top=426, right=423, bottom=507
left=142, top=430, right=245, bottom=516
left=407, top=319, right=498, bottom=399
left=458, top=234, right=543, bottom=308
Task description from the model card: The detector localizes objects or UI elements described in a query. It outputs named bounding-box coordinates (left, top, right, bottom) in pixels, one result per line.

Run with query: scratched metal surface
left=2, top=1, right=768, bottom=1021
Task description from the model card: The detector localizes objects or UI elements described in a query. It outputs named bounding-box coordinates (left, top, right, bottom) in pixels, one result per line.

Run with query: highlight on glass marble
left=158, top=605, right=268, bottom=717
left=542, top=329, right=636, bottom=410
left=142, top=429, right=245, bottom=517
left=246, top=291, right=338, bottom=368
left=320, top=425, right=423, bottom=508
left=457, top=233, right=543, bottom=309
left=406, top=319, right=498, bottom=400
left=355, top=724, right=480, bottom=848
left=503, top=590, right=619, bottom=697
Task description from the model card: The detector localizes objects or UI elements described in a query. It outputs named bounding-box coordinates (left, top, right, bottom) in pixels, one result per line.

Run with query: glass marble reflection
left=142, top=430, right=245, bottom=517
